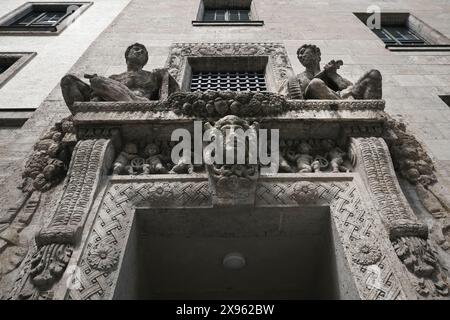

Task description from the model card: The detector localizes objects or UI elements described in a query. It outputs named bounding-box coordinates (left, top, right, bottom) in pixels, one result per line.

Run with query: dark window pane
left=229, top=10, right=239, bottom=21
left=32, top=11, right=66, bottom=26
left=203, top=10, right=215, bottom=21
left=12, top=11, right=42, bottom=26
left=374, top=26, right=426, bottom=45
left=215, top=9, right=226, bottom=21
left=373, top=28, right=394, bottom=43
left=239, top=10, right=250, bottom=21
left=0, top=64, right=10, bottom=74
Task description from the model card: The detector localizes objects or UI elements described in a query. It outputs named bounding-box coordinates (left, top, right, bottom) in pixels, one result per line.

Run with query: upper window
left=372, top=26, right=426, bottom=45
left=0, top=2, right=92, bottom=35
left=354, top=12, right=450, bottom=52
left=203, top=9, right=250, bottom=22
left=193, top=0, right=263, bottom=26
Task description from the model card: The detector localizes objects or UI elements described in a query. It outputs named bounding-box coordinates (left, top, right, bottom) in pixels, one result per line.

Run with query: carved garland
left=350, top=137, right=449, bottom=297
left=10, top=139, right=114, bottom=299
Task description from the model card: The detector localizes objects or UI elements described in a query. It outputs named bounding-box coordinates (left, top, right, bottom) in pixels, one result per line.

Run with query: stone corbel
left=350, top=137, right=448, bottom=298
left=204, top=115, right=260, bottom=207
left=12, top=138, right=115, bottom=299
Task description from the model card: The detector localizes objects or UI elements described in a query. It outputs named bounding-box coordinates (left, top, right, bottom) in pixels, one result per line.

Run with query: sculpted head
left=297, top=44, right=321, bottom=69
left=125, top=43, right=149, bottom=69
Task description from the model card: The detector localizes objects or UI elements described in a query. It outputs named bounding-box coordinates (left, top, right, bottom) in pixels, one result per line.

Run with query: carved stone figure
left=61, top=43, right=180, bottom=111
left=113, top=143, right=138, bottom=175
left=322, top=139, right=349, bottom=173
left=286, top=142, right=320, bottom=173
left=170, top=149, right=194, bottom=174
left=143, top=143, right=167, bottom=174
left=283, top=44, right=382, bottom=100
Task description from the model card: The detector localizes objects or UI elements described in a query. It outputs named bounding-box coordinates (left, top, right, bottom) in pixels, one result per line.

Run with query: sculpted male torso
left=284, top=44, right=382, bottom=100
left=61, top=43, right=179, bottom=111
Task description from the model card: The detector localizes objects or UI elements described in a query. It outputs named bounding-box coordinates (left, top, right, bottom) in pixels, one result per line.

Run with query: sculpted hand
left=323, top=60, right=343, bottom=75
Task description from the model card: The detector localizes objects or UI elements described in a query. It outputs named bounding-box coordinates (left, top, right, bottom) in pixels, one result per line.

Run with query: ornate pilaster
left=350, top=137, right=448, bottom=298
left=11, top=139, right=114, bottom=299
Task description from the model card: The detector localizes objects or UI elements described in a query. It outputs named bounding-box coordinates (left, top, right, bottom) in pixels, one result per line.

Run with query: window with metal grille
left=191, top=72, right=267, bottom=92
left=372, top=26, right=427, bottom=45
left=203, top=9, right=250, bottom=22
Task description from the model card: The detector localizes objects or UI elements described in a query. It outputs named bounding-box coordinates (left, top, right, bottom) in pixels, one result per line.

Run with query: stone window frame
left=0, top=1, right=93, bottom=35
left=165, top=43, right=293, bottom=93
left=192, top=0, right=263, bottom=27
left=354, top=12, right=450, bottom=52
left=0, top=52, right=37, bottom=88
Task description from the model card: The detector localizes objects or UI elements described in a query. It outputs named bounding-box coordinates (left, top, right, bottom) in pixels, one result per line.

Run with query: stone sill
left=72, top=98, right=386, bottom=126
left=192, top=20, right=264, bottom=26
left=386, top=44, right=450, bottom=52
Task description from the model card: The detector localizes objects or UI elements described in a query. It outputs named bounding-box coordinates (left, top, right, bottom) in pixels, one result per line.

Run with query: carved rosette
left=292, top=182, right=318, bottom=204
left=352, top=240, right=382, bottom=266
left=87, top=242, right=119, bottom=272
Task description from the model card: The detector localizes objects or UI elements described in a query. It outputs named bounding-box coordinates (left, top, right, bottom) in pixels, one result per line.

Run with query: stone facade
left=1, top=0, right=450, bottom=300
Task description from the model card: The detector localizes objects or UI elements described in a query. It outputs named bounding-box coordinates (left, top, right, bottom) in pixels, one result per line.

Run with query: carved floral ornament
left=87, top=242, right=120, bottom=272
left=352, top=239, right=382, bottom=266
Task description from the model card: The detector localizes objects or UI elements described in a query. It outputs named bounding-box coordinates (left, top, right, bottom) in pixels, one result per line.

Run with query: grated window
left=190, top=72, right=267, bottom=92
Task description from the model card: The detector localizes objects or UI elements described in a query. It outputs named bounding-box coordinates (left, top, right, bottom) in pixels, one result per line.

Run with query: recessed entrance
left=114, top=206, right=350, bottom=299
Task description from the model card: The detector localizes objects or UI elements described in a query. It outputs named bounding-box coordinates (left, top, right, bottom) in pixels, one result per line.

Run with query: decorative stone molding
left=350, top=137, right=449, bottom=298
left=68, top=180, right=211, bottom=300
left=292, top=181, right=319, bottom=203
left=87, top=242, right=120, bottom=272
left=166, top=43, right=292, bottom=91
left=0, top=191, right=41, bottom=277
left=10, top=138, right=114, bottom=299
left=22, top=116, right=75, bottom=193
left=66, top=177, right=411, bottom=300
left=352, top=240, right=382, bottom=266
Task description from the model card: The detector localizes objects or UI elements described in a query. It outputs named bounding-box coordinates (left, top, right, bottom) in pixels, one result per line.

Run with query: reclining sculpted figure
left=61, top=43, right=179, bottom=111
left=281, top=44, right=382, bottom=100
